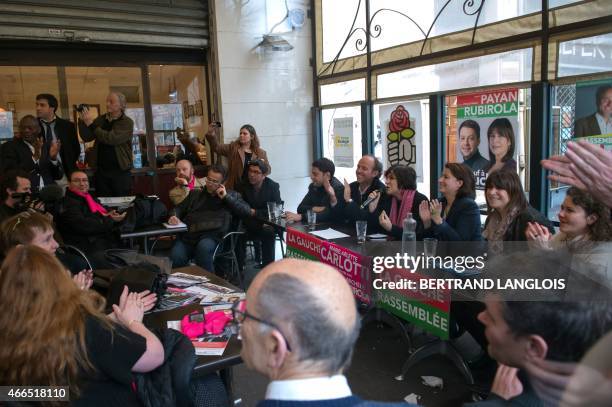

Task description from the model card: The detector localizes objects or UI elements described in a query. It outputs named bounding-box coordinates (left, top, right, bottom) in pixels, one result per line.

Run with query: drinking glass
left=307, top=209, right=316, bottom=230
left=424, top=238, right=438, bottom=257
left=267, top=202, right=276, bottom=221
left=355, top=221, right=367, bottom=244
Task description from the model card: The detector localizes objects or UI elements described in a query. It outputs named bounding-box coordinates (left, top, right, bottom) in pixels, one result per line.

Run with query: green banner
left=458, top=102, right=518, bottom=119
left=285, top=246, right=318, bottom=261
left=375, top=290, right=449, bottom=340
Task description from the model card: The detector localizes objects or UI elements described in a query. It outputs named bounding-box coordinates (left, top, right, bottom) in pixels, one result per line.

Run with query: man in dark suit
left=35, top=93, right=81, bottom=177
left=239, top=159, right=281, bottom=268
left=237, top=258, right=415, bottom=407
left=0, top=115, right=62, bottom=191
left=574, top=84, right=612, bottom=138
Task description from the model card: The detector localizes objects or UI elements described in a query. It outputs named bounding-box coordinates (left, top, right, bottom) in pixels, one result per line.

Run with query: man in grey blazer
left=574, top=84, right=612, bottom=138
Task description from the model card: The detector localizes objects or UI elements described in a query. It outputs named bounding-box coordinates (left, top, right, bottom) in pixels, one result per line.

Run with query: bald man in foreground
left=237, top=258, right=417, bottom=407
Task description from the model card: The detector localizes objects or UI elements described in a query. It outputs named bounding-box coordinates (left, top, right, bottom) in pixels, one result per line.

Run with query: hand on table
left=167, top=215, right=180, bottom=225
left=285, top=212, right=302, bottom=222
left=108, top=210, right=127, bottom=222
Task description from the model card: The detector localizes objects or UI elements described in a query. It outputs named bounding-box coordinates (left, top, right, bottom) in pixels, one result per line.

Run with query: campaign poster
left=456, top=88, right=520, bottom=189
left=333, top=117, right=354, bottom=168
left=574, top=79, right=612, bottom=138
left=379, top=102, right=424, bottom=183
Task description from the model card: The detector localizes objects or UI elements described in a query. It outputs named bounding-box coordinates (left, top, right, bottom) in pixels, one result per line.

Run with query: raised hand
left=367, top=190, right=381, bottom=213
left=430, top=199, right=443, bottom=225
left=379, top=210, right=392, bottom=232
left=491, top=364, right=524, bottom=400
left=49, top=140, right=61, bottom=160
left=343, top=178, right=352, bottom=202
left=112, top=292, right=145, bottom=328
left=419, top=200, right=432, bottom=229
left=525, top=222, right=551, bottom=245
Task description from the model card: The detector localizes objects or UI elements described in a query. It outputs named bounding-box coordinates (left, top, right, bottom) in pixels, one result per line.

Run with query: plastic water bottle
left=132, top=134, right=142, bottom=168
left=401, top=212, right=417, bottom=257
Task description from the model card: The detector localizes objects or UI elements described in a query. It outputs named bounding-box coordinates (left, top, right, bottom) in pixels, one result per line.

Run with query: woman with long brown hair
left=483, top=170, right=553, bottom=242
left=206, top=122, right=271, bottom=190
left=0, top=246, right=164, bottom=405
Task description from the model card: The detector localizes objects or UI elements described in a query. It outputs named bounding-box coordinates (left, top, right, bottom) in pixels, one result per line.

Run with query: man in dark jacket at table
left=239, top=159, right=282, bottom=269
left=338, top=155, right=385, bottom=229
left=286, top=157, right=344, bottom=224
left=78, top=92, right=134, bottom=197
left=167, top=164, right=251, bottom=273
left=57, top=170, right=126, bottom=269
left=0, top=115, right=63, bottom=190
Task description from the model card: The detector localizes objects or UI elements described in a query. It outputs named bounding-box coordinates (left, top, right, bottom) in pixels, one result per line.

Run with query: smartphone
left=213, top=121, right=222, bottom=128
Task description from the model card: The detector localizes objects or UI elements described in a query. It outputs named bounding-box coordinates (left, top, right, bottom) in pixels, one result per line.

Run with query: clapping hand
left=112, top=288, right=145, bottom=328
left=525, top=222, right=551, bottom=245
left=419, top=200, right=432, bottom=228
left=49, top=139, right=61, bottom=160
left=429, top=199, right=443, bottom=225
left=73, top=269, right=93, bottom=290
left=343, top=178, right=352, bottom=202
left=379, top=210, right=392, bottom=232
left=323, top=175, right=337, bottom=206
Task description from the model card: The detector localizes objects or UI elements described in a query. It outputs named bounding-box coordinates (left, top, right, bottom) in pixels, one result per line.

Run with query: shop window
left=548, top=77, right=611, bottom=221
left=444, top=87, right=532, bottom=209
left=377, top=48, right=533, bottom=99
left=321, top=106, right=363, bottom=182
left=65, top=67, right=146, bottom=168
left=321, top=0, right=366, bottom=63
left=320, top=78, right=366, bottom=105
left=557, top=32, right=612, bottom=78
left=148, top=65, right=208, bottom=168
left=0, top=66, right=60, bottom=142
left=373, top=99, right=430, bottom=198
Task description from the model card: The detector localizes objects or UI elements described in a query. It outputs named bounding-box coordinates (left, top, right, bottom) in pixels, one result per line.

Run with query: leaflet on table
left=200, top=292, right=245, bottom=305
left=310, top=228, right=350, bottom=240
left=157, top=293, right=200, bottom=311
left=167, top=272, right=210, bottom=287
left=198, top=282, right=236, bottom=294
left=192, top=327, right=232, bottom=356
left=163, top=221, right=187, bottom=229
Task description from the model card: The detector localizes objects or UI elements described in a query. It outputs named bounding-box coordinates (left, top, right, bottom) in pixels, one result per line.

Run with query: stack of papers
left=163, top=221, right=187, bottom=229
left=167, top=272, right=209, bottom=287
left=192, top=327, right=233, bottom=356
left=310, top=228, right=350, bottom=240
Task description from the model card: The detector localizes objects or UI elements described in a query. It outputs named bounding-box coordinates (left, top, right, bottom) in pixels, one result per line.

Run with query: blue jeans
left=170, top=237, right=217, bottom=272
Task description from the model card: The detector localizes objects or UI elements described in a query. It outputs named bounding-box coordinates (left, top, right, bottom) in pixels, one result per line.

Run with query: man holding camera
left=0, top=115, right=63, bottom=191
left=0, top=170, right=33, bottom=223
left=35, top=93, right=81, bottom=178
left=78, top=92, right=134, bottom=197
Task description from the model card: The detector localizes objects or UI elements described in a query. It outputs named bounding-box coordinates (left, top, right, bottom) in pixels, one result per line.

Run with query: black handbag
left=106, top=262, right=168, bottom=311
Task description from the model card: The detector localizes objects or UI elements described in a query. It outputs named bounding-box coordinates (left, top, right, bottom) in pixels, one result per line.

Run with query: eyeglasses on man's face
left=205, top=177, right=221, bottom=185
left=231, top=299, right=292, bottom=352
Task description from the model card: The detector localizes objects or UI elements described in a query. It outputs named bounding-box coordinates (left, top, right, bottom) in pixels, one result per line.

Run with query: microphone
left=360, top=188, right=384, bottom=209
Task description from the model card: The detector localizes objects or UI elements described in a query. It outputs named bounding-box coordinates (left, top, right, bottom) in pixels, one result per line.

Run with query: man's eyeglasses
left=231, top=299, right=292, bottom=352
left=205, top=177, right=221, bottom=185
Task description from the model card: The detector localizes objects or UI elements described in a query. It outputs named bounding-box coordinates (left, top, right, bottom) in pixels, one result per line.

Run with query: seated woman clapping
left=483, top=170, right=553, bottom=243
left=419, top=163, right=482, bottom=241
left=367, top=165, right=428, bottom=239
left=0, top=246, right=164, bottom=405
left=526, top=187, right=611, bottom=286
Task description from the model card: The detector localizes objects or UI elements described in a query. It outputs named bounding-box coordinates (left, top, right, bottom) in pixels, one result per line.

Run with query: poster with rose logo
left=379, top=102, right=424, bottom=183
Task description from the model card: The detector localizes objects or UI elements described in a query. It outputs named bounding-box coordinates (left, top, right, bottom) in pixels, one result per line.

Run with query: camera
left=74, top=104, right=89, bottom=113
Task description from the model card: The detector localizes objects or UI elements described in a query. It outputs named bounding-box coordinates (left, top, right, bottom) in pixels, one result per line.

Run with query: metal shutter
left=0, top=0, right=208, bottom=49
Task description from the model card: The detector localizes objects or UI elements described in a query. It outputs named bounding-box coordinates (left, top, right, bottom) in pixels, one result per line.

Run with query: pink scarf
left=390, top=189, right=416, bottom=227
left=69, top=187, right=107, bottom=215
left=187, top=176, right=195, bottom=190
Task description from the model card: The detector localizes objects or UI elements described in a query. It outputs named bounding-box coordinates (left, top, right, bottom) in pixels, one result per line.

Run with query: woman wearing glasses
left=206, top=123, right=271, bottom=190
left=0, top=245, right=164, bottom=405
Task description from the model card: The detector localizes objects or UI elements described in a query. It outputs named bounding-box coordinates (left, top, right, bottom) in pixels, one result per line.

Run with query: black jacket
left=484, top=205, right=555, bottom=241
left=57, top=188, right=116, bottom=250
left=372, top=190, right=429, bottom=240
left=424, top=196, right=483, bottom=241
left=135, top=328, right=196, bottom=407
left=241, top=177, right=282, bottom=219
left=39, top=116, right=81, bottom=176
left=0, top=137, right=63, bottom=189
left=173, top=188, right=251, bottom=244
left=340, top=179, right=386, bottom=227
left=297, top=177, right=344, bottom=223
